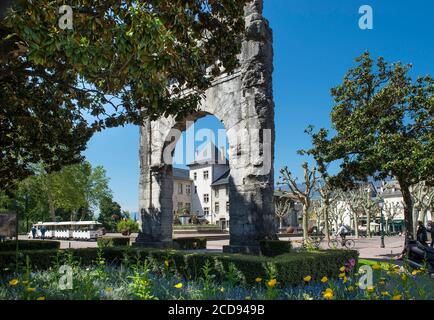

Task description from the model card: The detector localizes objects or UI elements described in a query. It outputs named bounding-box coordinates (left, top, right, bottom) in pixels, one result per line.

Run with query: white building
left=332, top=180, right=432, bottom=235
left=172, top=168, right=193, bottom=214
left=173, top=142, right=230, bottom=229
left=211, top=170, right=230, bottom=229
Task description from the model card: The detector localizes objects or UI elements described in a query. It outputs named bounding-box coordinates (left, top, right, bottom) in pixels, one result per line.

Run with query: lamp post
left=378, top=200, right=385, bottom=248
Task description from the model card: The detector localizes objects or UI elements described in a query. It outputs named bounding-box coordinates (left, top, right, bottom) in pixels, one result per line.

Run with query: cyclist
left=336, top=223, right=349, bottom=246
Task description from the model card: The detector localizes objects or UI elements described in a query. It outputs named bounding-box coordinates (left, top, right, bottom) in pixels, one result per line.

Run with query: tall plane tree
left=306, top=52, right=433, bottom=240
left=279, top=162, right=318, bottom=241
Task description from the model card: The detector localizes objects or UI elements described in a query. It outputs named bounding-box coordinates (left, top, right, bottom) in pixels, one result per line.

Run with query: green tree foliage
left=306, top=52, right=434, bottom=238
left=0, top=1, right=248, bottom=191
left=3, top=162, right=112, bottom=230
left=98, top=196, right=125, bottom=232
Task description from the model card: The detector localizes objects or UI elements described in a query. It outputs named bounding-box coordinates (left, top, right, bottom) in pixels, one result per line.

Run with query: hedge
left=0, top=247, right=358, bottom=286
left=0, top=240, right=60, bottom=252
left=97, top=237, right=130, bottom=248
left=259, top=240, right=292, bottom=257
left=173, top=237, right=207, bottom=250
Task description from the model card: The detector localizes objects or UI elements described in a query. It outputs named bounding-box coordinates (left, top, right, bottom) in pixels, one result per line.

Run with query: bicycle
left=301, top=232, right=325, bottom=250
left=328, top=235, right=355, bottom=249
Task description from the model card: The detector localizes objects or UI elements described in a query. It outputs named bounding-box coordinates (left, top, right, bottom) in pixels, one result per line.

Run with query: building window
left=215, top=202, right=220, bottom=214
left=204, top=194, right=209, bottom=203
left=185, top=203, right=191, bottom=212
left=226, top=201, right=229, bottom=212
left=226, top=187, right=229, bottom=196
left=193, top=172, right=197, bottom=180
left=215, top=188, right=219, bottom=198
left=204, top=170, right=209, bottom=180
left=186, top=185, right=191, bottom=195
left=204, top=207, right=209, bottom=216
left=178, top=183, right=183, bottom=195
left=195, top=186, right=197, bottom=194
left=177, top=202, right=183, bottom=211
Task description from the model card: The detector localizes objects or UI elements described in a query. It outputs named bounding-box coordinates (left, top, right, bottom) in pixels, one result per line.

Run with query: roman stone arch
left=136, top=0, right=277, bottom=254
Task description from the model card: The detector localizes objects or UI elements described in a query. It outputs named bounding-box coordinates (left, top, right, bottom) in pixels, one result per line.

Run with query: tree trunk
left=413, top=208, right=419, bottom=234
left=324, top=206, right=330, bottom=242
left=303, top=208, right=309, bottom=240
left=47, top=193, right=56, bottom=222
left=367, top=210, right=371, bottom=238
left=420, top=210, right=427, bottom=224
left=354, top=215, right=359, bottom=239
left=398, top=180, right=414, bottom=240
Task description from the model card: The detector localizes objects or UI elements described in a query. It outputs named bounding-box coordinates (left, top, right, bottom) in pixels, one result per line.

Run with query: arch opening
left=169, top=115, right=231, bottom=232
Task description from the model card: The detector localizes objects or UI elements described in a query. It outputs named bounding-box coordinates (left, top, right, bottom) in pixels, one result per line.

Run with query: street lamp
left=378, top=200, right=385, bottom=248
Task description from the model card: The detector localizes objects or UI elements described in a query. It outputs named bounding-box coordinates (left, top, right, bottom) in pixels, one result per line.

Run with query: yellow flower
left=372, top=264, right=381, bottom=270
left=392, top=295, right=402, bottom=300
left=174, top=283, right=183, bottom=289
left=381, top=291, right=390, bottom=297
left=26, top=287, right=36, bottom=293
left=22, top=281, right=29, bottom=285
left=267, top=279, right=277, bottom=288
left=255, top=277, right=262, bottom=283
left=367, top=286, right=375, bottom=293
left=342, top=276, right=348, bottom=283
left=339, top=266, right=346, bottom=272
left=411, top=270, right=419, bottom=276
left=36, top=296, right=46, bottom=301
left=303, top=275, right=312, bottom=283
left=323, top=288, right=334, bottom=300
left=164, top=260, right=170, bottom=267
left=321, top=276, right=328, bottom=283
left=220, top=288, right=225, bottom=293
left=105, top=287, right=113, bottom=293
left=401, top=274, right=408, bottom=281
left=378, top=280, right=385, bottom=286
left=245, top=296, right=252, bottom=300
left=347, top=286, right=354, bottom=292
left=339, top=273, right=346, bottom=278
left=9, top=279, right=19, bottom=286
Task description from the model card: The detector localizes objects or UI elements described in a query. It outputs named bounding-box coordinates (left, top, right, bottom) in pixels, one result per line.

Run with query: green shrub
left=116, top=220, right=139, bottom=235
left=173, top=237, right=207, bottom=250
left=259, top=240, right=292, bottom=257
left=0, top=247, right=358, bottom=286
left=97, top=237, right=130, bottom=248
left=0, top=240, right=60, bottom=252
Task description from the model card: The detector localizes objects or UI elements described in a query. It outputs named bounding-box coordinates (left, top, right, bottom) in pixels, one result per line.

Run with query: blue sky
left=84, top=1, right=434, bottom=212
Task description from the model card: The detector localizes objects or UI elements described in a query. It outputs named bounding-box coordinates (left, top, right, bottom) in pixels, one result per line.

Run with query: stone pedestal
left=223, top=245, right=261, bottom=255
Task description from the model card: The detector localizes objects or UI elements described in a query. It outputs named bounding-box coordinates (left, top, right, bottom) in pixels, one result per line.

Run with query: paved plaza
left=19, top=234, right=406, bottom=262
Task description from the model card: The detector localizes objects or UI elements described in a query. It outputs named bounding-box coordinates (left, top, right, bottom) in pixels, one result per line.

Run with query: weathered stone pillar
left=223, top=0, right=277, bottom=254
left=135, top=121, right=174, bottom=248
left=135, top=0, right=277, bottom=253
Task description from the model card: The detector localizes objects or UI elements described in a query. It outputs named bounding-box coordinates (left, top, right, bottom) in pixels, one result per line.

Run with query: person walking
left=31, top=226, right=37, bottom=239
left=40, top=226, right=47, bottom=240
left=416, top=221, right=428, bottom=246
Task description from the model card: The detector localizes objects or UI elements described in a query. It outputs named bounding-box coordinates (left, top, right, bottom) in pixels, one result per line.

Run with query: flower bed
left=0, top=250, right=432, bottom=300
